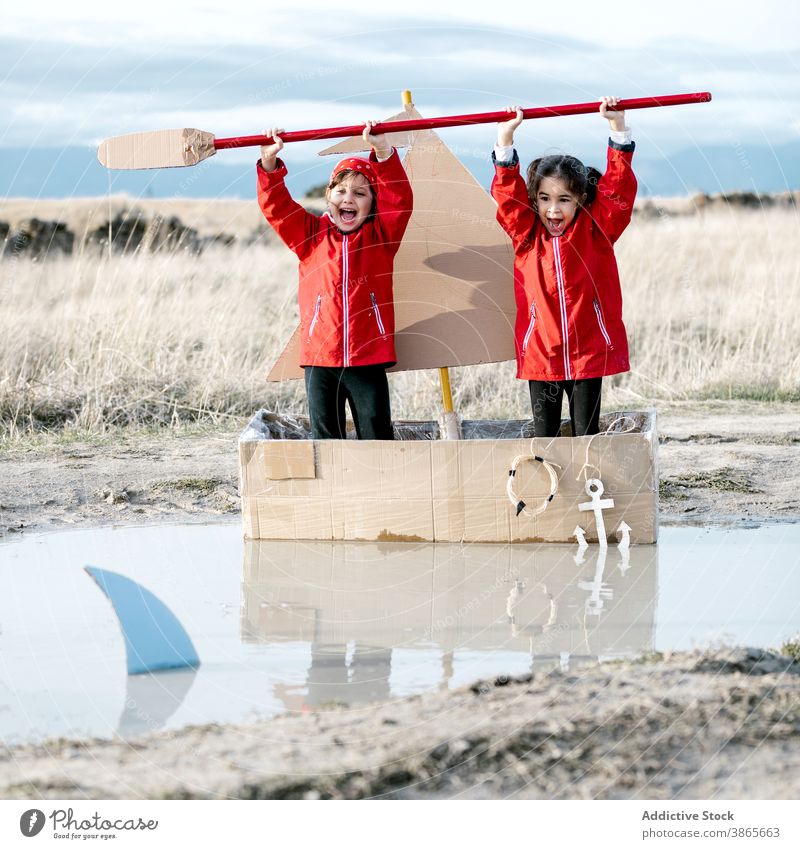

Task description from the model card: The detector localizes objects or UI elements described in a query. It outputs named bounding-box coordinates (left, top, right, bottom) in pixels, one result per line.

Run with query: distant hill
left=633, top=141, right=800, bottom=196
left=2, top=141, right=798, bottom=199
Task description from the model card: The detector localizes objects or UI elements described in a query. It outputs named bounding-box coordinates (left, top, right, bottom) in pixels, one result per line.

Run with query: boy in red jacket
left=491, top=96, right=637, bottom=437
left=258, top=121, right=412, bottom=439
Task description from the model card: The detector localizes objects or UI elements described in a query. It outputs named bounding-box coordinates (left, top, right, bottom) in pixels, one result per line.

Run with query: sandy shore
left=1, top=400, right=799, bottom=799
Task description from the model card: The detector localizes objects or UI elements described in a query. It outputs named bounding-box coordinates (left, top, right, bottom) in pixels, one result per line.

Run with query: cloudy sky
left=2, top=1, right=798, bottom=196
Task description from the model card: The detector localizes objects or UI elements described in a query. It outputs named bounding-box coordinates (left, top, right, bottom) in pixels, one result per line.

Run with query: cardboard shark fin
left=85, top=566, right=200, bottom=675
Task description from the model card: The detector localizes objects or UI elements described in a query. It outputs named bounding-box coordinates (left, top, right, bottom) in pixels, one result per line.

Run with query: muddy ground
left=1, top=649, right=798, bottom=800
left=1, top=400, right=798, bottom=799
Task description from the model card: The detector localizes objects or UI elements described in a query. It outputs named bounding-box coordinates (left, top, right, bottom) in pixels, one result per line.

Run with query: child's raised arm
left=599, top=96, right=627, bottom=134
left=592, top=97, right=637, bottom=244
left=363, top=119, right=413, bottom=250
left=496, top=106, right=524, bottom=149
left=257, top=126, right=321, bottom=259
left=260, top=126, right=285, bottom=172
left=362, top=119, right=392, bottom=162
left=491, top=106, right=536, bottom=253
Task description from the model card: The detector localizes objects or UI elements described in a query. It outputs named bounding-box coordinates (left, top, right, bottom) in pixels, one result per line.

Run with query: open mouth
left=339, top=209, right=357, bottom=224
left=547, top=218, right=564, bottom=234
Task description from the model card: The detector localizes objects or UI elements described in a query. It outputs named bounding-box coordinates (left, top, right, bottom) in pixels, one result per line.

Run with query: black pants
left=304, top=364, right=394, bottom=440
left=528, top=378, right=603, bottom=438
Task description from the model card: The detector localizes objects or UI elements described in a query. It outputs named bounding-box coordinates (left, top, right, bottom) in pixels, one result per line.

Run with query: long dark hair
left=526, top=155, right=602, bottom=210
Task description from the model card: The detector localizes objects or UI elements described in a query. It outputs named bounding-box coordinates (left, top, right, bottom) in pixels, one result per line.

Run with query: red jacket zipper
left=552, top=237, right=572, bottom=379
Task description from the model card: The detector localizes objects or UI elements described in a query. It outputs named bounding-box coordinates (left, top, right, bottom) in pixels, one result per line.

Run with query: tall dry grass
left=0, top=245, right=305, bottom=436
left=618, top=205, right=800, bottom=403
left=1, top=205, right=798, bottom=439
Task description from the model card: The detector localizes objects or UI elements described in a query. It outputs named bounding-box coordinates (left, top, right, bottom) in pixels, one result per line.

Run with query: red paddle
left=97, top=92, right=711, bottom=170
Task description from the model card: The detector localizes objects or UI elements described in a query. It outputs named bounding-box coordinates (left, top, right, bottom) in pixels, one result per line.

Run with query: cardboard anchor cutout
left=579, top=478, right=615, bottom=548
left=266, top=102, right=517, bottom=381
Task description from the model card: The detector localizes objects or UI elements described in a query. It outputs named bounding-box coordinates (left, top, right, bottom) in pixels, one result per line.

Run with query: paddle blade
left=97, top=128, right=216, bottom=170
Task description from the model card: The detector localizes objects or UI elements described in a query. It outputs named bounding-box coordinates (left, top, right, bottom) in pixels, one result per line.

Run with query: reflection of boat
left=239, top=99, right=657, bottom=544
left=241, top=540, right=657, bottom=706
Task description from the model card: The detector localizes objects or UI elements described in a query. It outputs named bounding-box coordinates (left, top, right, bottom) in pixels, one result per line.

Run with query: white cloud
left=9, top=0, right=800, bottom=52
left=4, top=0, right=799, bottom=162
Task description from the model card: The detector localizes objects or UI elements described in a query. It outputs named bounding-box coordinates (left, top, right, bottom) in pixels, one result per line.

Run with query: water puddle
left=0, top=523, right=798, bottom=744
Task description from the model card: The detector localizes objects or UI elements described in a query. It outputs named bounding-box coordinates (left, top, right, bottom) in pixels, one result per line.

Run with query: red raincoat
left=492, top=143, right=637, bottom=381
left=257, top=149, right=412, bottom=368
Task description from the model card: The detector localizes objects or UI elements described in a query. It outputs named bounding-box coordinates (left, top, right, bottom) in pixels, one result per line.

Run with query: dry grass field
left=1, top=203, right=798, bottom=439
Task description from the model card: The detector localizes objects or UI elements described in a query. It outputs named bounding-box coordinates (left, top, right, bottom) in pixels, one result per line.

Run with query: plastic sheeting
left=239, top=409, right=653, bottom=443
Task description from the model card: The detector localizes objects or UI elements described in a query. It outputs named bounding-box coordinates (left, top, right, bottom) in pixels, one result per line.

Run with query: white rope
left=575, top=415, right=637, bottom=483
left=507, top=452, right=561, bottom=518
left=601, top=415, right=637, bottom=436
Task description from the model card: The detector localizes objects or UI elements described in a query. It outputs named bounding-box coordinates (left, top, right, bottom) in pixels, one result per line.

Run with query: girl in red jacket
left=258, top=121, right=412, bottom=440
left=491, top=96, right=637, bottom=437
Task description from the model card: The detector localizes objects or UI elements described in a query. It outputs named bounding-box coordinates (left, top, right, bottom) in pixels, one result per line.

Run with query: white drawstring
left=575, top=415, right=637, bottom=483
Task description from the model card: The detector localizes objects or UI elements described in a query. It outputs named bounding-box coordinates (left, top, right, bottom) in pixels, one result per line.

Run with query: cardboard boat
left=239, top=102, right=658, bottom=544
left=239, top=409, right=657, bottom=544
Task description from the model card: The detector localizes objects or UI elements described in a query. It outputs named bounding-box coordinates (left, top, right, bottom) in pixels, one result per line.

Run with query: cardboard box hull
left=238, top=411, right=658, bottom=544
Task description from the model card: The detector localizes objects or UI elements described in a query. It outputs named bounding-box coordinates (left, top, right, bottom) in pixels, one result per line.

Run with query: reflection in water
left=242, top=541, right=658, bottom=709
left=274, top=645, right=393, bottom=710
left=3, top=522, right=798, bottom=745
left=117, top=668, right=198, bottom=738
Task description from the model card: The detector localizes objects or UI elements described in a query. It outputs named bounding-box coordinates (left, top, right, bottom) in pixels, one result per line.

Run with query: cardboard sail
left=266, top=105, right=516, bottom=381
